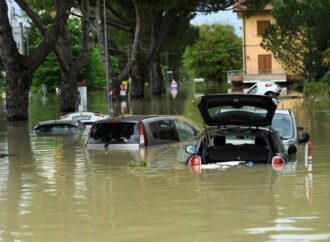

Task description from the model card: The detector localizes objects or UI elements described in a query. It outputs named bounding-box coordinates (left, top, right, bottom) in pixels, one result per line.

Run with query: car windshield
left=271, top=113, right=294, bottom=139
left=88, top=122, right=139, bottom=145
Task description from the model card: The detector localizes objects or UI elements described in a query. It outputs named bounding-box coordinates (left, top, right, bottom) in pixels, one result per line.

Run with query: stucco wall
left=242, top=12, right=285, bottom=75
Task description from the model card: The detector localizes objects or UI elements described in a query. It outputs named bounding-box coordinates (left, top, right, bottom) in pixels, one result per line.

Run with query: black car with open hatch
left=185, top=94, right=297, bottom=171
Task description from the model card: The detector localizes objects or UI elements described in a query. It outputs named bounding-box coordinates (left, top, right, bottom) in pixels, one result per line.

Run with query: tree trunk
left=149, top=51, right=164, bottom=94
left=95, top=0, right=115, bottom=98
left=57, top=0, right=90, bottom=113
left=0, top=0, right=69, bottom=121
left=6, top=71, right=31, bottom=121
left=60, top=70, right=78, bottom=113
left=131, top=55, right=144, bottom=97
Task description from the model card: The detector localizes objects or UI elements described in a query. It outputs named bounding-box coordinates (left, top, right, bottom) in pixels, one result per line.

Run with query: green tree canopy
left=28, top=18, right=120, bottom=92
left=183, top=23, right=242, bottom=82
left=261, top=0, right=330, bottom=81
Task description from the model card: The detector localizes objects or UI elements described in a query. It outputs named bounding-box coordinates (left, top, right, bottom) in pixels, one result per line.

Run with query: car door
left=174, top=120, right=198, bottom=141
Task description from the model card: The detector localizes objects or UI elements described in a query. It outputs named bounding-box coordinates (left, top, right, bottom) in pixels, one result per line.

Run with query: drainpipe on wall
left=243, top=16, right=246, bottom=75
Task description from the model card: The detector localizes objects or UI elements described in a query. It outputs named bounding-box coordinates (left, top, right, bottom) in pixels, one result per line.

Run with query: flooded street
left=1, top=83, right=330, bottom=242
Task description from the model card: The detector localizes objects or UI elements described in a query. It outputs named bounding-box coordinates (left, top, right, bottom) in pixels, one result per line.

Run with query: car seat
left=255, top=136, right=267, bottom=146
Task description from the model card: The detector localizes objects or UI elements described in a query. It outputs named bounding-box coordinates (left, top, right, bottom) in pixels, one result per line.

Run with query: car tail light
left=139, top=122, right=147, bottom=147
left=265, top=83, right=272, bottom=87
left=188, top=155, right=201, bottom=166
left=188, top=155, right=201, bottom=173
left=272, top=155, right=285, bottom=171
left=94, top=113, right=105, bottom=117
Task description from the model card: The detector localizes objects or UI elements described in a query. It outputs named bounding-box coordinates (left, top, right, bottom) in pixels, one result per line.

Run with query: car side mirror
left=298, top=132, right=310, bottom=144
left=288, top=144, right=297, bottom=154
left=185, top=145, right=197, bottom=154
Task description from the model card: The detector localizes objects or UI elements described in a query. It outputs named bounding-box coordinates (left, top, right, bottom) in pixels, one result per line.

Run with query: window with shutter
left=257, top=21, right=270, bottom=36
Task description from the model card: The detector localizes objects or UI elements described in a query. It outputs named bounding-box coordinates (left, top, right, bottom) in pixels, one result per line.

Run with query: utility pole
left=18, top=22, right=24, bottom=54
left=104, top=0, right=111, bottom=115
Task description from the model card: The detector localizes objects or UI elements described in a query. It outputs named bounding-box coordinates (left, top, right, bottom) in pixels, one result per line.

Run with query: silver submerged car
left=85, top=115, right=201, bottom=149
left=33, top=120, right=86, bottom=135
left=272, top=109, right=309, bottom=150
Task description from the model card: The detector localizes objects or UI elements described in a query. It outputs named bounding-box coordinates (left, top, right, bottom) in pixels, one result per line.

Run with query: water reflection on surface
left=0, top=83, right=330, bottom=242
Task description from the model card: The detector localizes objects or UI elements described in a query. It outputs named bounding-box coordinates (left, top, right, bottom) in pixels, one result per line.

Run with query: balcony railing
left=227, top=70, right=287, bottom=84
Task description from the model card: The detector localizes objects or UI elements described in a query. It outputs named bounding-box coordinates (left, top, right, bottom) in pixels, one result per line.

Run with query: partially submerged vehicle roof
left=34, top=119, right=84, bottom=129
left=95, top=115, right=175, bottom=123
left=198, top=94, right=277, bottom=127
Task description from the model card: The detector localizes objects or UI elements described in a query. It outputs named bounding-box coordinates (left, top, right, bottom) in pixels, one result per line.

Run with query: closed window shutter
left=257, top=21, right=270, bottom=36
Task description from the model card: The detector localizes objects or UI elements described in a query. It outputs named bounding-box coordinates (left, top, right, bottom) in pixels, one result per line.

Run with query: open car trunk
left=204, top=134, right=271, bottom=164
left=206, top=143, right=270, bottom=163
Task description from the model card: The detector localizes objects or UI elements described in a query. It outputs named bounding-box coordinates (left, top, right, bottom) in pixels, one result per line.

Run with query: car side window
left=247, top=86, right=258, bottom=94
left=149, top=120, right=180, bottom=141
left=174, top=120, right=197, bottom=141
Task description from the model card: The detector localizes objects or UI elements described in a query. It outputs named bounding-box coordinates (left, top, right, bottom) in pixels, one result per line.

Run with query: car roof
left=94, top=115, right=175, bottom=123
left=64, top=111, right=103, bottom=115
left=275, top=109, right=291, bottom=115
left=33, top=119, right=83, bottom=130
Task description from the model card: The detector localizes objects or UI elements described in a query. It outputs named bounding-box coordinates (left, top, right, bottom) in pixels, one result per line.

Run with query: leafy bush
left=303, top=81, right=329, bottom=97
left=321, top=71, right=330, bottom=83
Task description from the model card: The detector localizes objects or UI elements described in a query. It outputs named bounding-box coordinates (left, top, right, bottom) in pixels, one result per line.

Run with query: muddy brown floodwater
left=1, top=83, right=330, bottom=242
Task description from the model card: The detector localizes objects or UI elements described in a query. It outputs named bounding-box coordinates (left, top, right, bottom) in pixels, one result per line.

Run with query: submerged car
left=246, top=80, right=282, bottom=97
left=33, top=120, right=85, bottom=135
left=85, top=115, right=201, bottom=149
left=60, top=111, right=109, bottom=125
left=272, top=109, right=309, bottom=150
left=186, top=94, right=296, bottom=170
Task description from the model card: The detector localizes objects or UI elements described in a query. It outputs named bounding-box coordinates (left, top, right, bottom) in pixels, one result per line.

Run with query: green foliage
left=303, top=80, right=329, bottom=98
left=29, top=18, right=121, bottom=91
left=80, top=48, right=120, bottom=90
left=261, top=0, right=330, bottom=81
left=183, top=24, right=242, bottom=82
left=323, top=48, right=330, bottom=66
left=321, top=71, right=330, bottom=83
left=127, top=160, right=147, bottom=168
left=32, top=52, right=60, bottom=92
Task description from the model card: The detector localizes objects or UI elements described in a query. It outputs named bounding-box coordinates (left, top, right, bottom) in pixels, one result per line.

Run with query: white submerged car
left=60, top=111, right=110, bottom=125
left=246, top=80, right=282, bottom=97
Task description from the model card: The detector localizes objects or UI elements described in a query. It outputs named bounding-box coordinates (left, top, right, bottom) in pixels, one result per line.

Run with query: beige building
left=228, top=2, right=287, bottom=84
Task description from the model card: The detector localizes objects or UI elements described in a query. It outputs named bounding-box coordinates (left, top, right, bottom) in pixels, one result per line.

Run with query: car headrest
left=213, top=136, right=226, bottom=146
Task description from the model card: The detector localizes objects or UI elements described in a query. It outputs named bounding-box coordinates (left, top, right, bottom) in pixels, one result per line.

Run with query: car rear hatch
left=198, top=94, right=277, bottom=127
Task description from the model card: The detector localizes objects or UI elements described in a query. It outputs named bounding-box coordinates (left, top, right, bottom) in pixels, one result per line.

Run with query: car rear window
left=213, top=106, right=268, bottom=119
left=35, top=124, right=79, bottom=133
left=87, top=122, right=139, bottom=144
